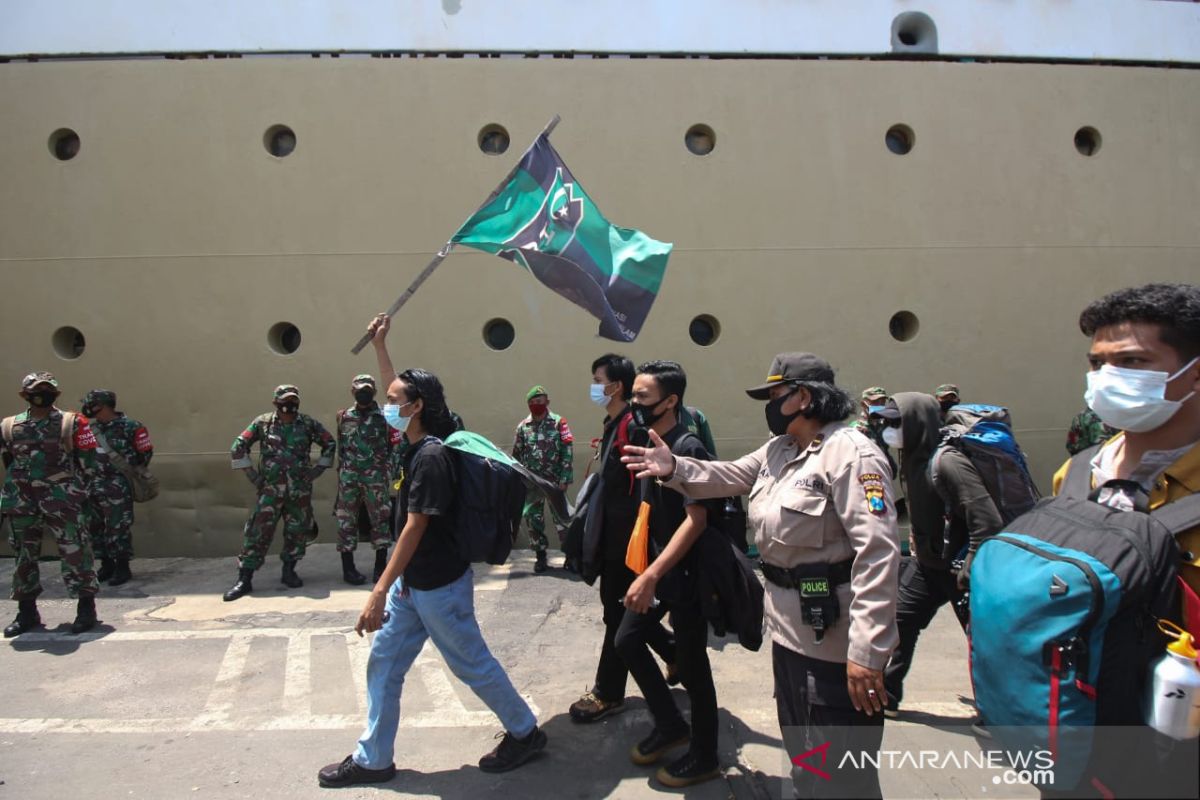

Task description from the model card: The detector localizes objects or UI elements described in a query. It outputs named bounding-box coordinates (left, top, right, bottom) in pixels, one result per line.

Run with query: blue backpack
left=968, top=448, right=1196, bottom=791
left=933, top=404, right=1040, bottom=527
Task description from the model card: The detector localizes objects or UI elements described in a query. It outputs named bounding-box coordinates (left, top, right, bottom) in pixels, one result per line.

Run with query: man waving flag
left=452, top=132, right=672, bottom=343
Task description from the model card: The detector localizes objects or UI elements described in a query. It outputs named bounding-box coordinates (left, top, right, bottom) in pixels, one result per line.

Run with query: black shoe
left=281, top=560, right=303, bottom=589
left=478, top=726, right=547, bottom=773
left=317, top=755, right=396, bottom=788
left=341, top=552, right=366, bottom=586
left=373, top=548, right=389, bottom=583
left=656, top=752, right=721, bottom=788
left=97, top=558, right=116, bottom=583
left=71, top=595, right=98, bottom=634
left=223, top=568, right=254, bottom=602
left=3, top=599, right=42, bottom=638
left=108, top=558, right=132, bottom=587
left=561, top=555, right=579, bottom=574
left=630, top=725, right=690, bottom=766
left=534, top=551, right=548, bottom=574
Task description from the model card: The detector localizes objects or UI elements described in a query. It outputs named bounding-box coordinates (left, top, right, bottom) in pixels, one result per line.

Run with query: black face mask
left=278, top=403, right=299, bottom=415
left=354, top=388, right=376, bottom=405
left=939, top=400, right=957, bottom=414
left=27, top=391, right=58, bottom=408
left=629, top=398, right=670, bottom=430
left=765, top=390, right=804, bottom=436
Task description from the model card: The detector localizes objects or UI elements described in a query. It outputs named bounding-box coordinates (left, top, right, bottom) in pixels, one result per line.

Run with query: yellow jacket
left=1053, top=436, right=1200, bottom=597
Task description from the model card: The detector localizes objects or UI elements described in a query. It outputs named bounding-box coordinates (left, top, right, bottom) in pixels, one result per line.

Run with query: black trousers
left=774, top=642, right=885, bottom=800
left=594, top=559, right=675, bottom=702
left=882, top=556, right=969, bottom=706
left=615, top=598, right=718, bottom=765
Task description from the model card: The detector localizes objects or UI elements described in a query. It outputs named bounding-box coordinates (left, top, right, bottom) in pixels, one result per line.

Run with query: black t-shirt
left=599, top=409, right=641, bottom=560
left=642, top=425, right=713, bottom=551
left=398, top=438, right=469, bottom=591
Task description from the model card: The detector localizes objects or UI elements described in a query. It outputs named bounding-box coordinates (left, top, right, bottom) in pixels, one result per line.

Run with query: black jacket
left=693, top=526, right=764, bottom=651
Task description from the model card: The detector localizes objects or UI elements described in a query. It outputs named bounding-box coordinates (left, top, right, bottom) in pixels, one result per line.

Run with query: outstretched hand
left=620, top=428, right=675, bottom=479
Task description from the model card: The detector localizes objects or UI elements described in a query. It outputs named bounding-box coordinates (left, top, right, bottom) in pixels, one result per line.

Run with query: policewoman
left=623, top=353, right=900, bottom=799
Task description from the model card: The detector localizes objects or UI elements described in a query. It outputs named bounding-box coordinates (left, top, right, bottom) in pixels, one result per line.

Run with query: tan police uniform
left=665, top=423, right=900, bottom=669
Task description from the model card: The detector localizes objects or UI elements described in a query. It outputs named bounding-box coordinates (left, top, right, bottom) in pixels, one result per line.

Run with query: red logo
left=134, top=427, right=153, bottom=452
left=791, top=742, right=833, bottom=781
left=559, top=418, right=574, bottom=444
left=74, top=419, right=98, bottom=450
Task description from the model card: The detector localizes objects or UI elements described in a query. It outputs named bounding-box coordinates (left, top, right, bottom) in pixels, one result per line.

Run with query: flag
left=452, top=134, right=672, bottom=342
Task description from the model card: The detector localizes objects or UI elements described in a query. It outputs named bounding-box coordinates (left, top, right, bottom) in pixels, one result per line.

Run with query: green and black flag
left=452, top=134, right=672, bottom=342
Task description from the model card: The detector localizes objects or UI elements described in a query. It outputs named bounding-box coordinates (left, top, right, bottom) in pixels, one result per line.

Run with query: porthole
left=49, top=128, right=80, bottom=161
left=1074, top=126, right=1101, bottom=157
left=885, top=125, right=914, bottom=155
left=892, top=12, right=939, bottom=54
left=483, top=318, right=515, bottom=351
left=264, top=125, right=297, bottom=158
left=52, top=326, right=86, bottom=359
left=685, top=124, right=715, bottom=156
left=888, top=311, right=919, bottom=342
left=268, top=322, right=302, bottom=354
left=478, top=124, right=510, bottom=155
left=689, top=314, right=720, bottom=346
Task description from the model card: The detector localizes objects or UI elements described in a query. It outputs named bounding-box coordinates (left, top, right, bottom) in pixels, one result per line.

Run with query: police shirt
left=399, top=438, right=469, bottom=591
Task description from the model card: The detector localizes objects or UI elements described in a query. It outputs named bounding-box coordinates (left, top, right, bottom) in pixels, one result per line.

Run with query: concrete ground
left=0, top=546, right=1035, bottom=800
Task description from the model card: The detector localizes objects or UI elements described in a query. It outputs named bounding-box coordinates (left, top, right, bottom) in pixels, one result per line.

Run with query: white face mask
left=1084, top=356, right=1199, bottom=434
left=589, top=382, right=613, bottom=406
left=881, top=426, right=904, bottom=448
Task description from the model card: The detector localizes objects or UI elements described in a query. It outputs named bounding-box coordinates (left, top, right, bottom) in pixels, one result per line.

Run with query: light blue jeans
left=353, top=568, right=537, bottom=769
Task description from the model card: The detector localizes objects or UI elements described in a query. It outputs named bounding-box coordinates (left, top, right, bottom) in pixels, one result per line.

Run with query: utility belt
left=760, top=558, right=854, bottom=644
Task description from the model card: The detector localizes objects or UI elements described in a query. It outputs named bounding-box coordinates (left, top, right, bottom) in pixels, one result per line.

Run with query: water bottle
left=1145, top=619, right=1200, bottom=740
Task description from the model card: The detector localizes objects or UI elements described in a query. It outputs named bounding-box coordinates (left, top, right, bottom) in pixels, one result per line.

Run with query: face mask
left=27, top=391, right=58, bottom=408
left=630, top=399, right=669, bottom=429
left=528, top=401, right=548, bottom=416
left=590, top=383, right=613, bottom=406
left=1085, top=357, right=1199, bottom=433
left=939, top=400, right=957, bottom=414
left=277, top=403, right=298, bottom=415
left=383, top=402, right=412, bottom=432
left=881, top=426, right=904, bottom=448
left=354, top=388, right=376, bottom=405
left=765, top=390, right=803, bottom=436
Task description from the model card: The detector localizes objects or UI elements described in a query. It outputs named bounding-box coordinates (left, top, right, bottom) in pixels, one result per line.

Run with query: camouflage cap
left=351, top=374, right=376, bottom=389
left=934, top=383, right=960, bottom=399
left=83, top=389, right=117, bottom=408
left=861, top=386, right=888, bottom=402
left=21, top=371, right=58, bottom=391
left=274, top=384, right=300, bottom=401
left=526, top=384, right=548, bottom=401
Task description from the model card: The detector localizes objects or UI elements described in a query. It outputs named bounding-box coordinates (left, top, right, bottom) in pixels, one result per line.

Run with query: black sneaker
left=317, top=755, right=396, bottom=788
left=534, top=551, right=548, bottom=573
left=656, top=752, right=721, bottom=788
left=630, top=725, right=690, bottom=766
left=478, top=726, right=547, bottom=773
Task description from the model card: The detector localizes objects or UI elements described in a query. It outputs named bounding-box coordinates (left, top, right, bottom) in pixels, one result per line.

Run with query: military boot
left=108, top=558, right=132, bottom=587
left=3, top=598, right=42, bottom=638
left=223, top=568, right=254, bottom=602
left=373, top=548, right=389, bottom=583
left=341, top=552, right=366, bottom=586
left=71, top=595, right=98, bottom=634
left=97, top=558, right=116, bottom=583
left=281, top=560, right=303, bottom=589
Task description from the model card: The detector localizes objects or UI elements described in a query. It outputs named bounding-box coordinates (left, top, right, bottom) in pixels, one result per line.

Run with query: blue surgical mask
left=383, top=402, right=413, bottom=432
left=590, top=383, right=613, bottom=406
left=1085, top=357, right=1198, bottom=433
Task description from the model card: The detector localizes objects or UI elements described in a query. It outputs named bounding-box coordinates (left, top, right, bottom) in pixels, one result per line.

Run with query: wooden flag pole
left=349, top=114, right=562, bottom=354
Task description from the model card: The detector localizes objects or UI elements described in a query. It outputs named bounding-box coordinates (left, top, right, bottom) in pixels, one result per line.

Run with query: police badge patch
left=858, top=472, right=887, bottom=515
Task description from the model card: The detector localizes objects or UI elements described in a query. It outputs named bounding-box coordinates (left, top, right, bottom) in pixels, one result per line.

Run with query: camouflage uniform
left=512, top=393, right=574, bottom=552
left=86, top=405, right=153, bottom=561
left=230, top=388, right=335, bottom=571
left=334, top=376, right=401, bottom=553
left=1, top=375, right=100, bottom=601
left=851, top=387, right=890, bottom=452
left=1066, top=407, right=1117, bottom=455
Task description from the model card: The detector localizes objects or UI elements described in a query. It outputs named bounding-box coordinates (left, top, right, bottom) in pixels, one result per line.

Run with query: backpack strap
left=1150, top=494, right=1200, bottom=537
left=60, top=411, right=76, bottom=453
left=1059, top=445, right=1101, bottom=499
left=1, top=415, right=14, bottom=447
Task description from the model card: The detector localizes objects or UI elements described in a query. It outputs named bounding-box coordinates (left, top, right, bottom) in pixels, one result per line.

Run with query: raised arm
left=368, top=313, right=397, bottom=386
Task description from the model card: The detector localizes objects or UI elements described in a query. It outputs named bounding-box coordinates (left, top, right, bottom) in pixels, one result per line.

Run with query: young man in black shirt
left=319, top=316, right=545, bottom=788
left=614, top=361, right=721, bottom=788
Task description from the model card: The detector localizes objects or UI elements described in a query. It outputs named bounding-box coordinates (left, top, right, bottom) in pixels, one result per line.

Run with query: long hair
left=397, top=368, right=456, bottom=439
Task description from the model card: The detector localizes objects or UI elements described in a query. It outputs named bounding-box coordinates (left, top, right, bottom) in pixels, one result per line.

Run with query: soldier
left=1065, top=406, right=1117, bottom=455
left=335, top=374, right=400, bottom=585
left=851, top=387, right=895, bottom=476
left=512, top=385, right=574, bottom=573
left=224, top=385, right=335, bottom=601
left=81, top=389, right=153, bottom=586
left=933, top=383, right=960, bottom=418
left=1, top=372, right=101, bottom=637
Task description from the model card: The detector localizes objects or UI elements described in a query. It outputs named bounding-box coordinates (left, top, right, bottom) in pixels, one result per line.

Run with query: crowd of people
left=3, top=282, right=1199, bottom=797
